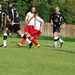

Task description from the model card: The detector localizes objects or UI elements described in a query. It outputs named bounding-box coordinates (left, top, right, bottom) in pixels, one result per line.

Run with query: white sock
left=54, top=36, right=59, bottom=47
left=3, top=33, right=7, bottom=46
left=21, top=34, right=24, bottom=37
left=3, top=40, right=7, bottom=46
left=26, top=38, right=31, bottom=44
left=54, top=41, right=57, bottom=47
left=59, top=38, right=63, bottom=43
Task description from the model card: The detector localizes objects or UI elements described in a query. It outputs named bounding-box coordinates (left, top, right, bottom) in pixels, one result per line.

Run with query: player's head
left=0, top=4, right=2, bottom=9
left=31, top=6, right=36, bottom=13
left=55, top=6, right=60, bottom=14
left=8, top=0, right=13, bottom=7
left=34, top=11, right=38, bottom=17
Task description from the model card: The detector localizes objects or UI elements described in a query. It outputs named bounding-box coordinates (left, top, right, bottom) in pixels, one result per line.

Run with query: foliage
left=35, top=2, right=50, bottom=22
left=0, top=0, right=75, bottom=24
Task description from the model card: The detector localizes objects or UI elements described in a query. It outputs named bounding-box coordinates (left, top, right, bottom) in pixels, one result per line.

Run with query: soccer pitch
left=0, top=37, right=75, bottom=75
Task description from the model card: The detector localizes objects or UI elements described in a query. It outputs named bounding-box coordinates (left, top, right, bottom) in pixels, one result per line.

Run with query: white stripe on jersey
left=11, top=9, right=14, bottom=22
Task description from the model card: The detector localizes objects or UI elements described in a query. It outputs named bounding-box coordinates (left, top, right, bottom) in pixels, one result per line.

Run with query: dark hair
left=8, top=0, right=12, bottom=5
left=34, top=11, right=38, bottom=15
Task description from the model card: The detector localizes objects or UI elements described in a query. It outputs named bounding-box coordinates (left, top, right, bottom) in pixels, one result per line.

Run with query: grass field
left=0, top=37, right=75, bottom=75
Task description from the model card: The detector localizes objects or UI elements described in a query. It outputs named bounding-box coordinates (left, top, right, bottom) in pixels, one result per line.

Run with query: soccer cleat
left=28, top=42, right=33, bottom=49
left=17, top=43, right=22, bottom=46
left=60, top=42, right=63, bottom=47
left=36, top=44, right=40, bottom=49
left=52, top=45, right=56, bottom=48
left=0, top=44, right=7, bottom=47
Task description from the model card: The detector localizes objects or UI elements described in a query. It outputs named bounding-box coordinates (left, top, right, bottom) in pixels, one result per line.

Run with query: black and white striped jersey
left=50, top=12, right=66, bottom=25
left=8, top=6, right=20, bottom=23
left=0, top=9, right=7, bottom=23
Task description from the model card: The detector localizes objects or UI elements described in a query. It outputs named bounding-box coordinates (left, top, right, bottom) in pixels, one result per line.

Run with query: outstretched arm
left=40, top=20, right=44, bottom=32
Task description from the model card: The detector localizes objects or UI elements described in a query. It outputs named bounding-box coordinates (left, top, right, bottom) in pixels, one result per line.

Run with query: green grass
left=0, top=37, right=75, bottom=75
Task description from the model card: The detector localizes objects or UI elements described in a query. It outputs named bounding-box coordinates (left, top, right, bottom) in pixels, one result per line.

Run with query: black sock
left=22, top=35, right=26, bottom=39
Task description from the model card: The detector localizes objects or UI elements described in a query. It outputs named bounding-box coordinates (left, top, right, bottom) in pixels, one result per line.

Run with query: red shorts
left=30, top=29, right=42, bottom=39
left=24, top=25, right=34, bottom=33
left=24, top=25, right=42, bottom=39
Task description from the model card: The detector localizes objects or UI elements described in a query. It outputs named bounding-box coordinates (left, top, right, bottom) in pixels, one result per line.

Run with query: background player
left=50, top=6, right=66, bottom=48
left=17, top=6, right=36, bottom=48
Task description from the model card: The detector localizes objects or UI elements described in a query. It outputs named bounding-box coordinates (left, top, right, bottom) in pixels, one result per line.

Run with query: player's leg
left=29, top=29, right=42, bottom=49
left=0, top=27, right=9, bottom=47
left=17, top=30, right=32, bottom=48
left=28, top=36, right=40, bottom=49
left=57, top=26, right=64, bottom=47
left=53, top=31, right=59, bottom=48
left=16, top=25, right=32, bottom=47
left=58, top=37, right=64, bottom=47
left=18, top=32, right=40, bottom=49
left=53, top=25, right=64, bottom=48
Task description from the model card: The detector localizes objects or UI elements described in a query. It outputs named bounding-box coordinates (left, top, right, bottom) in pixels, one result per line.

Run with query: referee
left=50, top=6, right=66, bottom=48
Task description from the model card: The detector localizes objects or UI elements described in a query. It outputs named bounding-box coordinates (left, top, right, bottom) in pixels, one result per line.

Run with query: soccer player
left=0, top=1, right=27, bottom=47
left=17, top=11, right=44, bottom=49
left=50, top=6, right=66, bottom=48
left=24, top=6, right=36, bottom=48
left=0, top=4, right=8, bottom=30
left=17, top=6, right=36, bottom=48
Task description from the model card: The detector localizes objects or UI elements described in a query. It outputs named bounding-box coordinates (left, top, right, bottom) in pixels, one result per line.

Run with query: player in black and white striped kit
left=0, top=4, right=8, bottom=30
left=0, top=1, right=30, bottom=47
left=50, top=6, right=66, bottom=48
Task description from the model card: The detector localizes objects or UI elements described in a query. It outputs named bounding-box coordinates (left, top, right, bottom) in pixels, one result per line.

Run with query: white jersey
left=34, top=16, right=43, bottom=30
left=25, top=12, right=35, bottom=26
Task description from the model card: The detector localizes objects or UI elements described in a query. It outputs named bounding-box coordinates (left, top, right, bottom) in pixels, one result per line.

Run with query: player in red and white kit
left=17, top=11, right=44, bottom=49
left=17, top=6, right=35, bottom=48
left=30, top=11, right=44, bottom=39
left=23, top=6, right=36, bottom=48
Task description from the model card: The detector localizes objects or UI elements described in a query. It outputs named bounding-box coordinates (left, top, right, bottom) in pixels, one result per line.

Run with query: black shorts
left=53, top=24, right=61, bottom=33
left=6, top=24, right=21, bottom=32
left=0, top=22, right=3, bottom=29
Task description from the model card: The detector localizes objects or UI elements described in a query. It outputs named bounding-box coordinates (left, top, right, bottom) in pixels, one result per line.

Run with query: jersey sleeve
left=11, top=8, right=14, bottom=21
left=3, top=10, right=8, bottom=16
left=36, top=16, right=43, bottom=23
left=25, top=12, right=29, bottom=21
left=61, top=14, right=66, bottom=23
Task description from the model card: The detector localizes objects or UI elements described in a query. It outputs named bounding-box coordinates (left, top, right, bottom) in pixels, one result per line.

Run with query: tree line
left=0, top=0, right=75, bottom=24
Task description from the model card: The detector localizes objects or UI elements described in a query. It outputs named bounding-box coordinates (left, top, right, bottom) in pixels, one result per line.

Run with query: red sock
left=31, top=38, right=38, bottom=46
left=20, top=38, right=26, bottom=44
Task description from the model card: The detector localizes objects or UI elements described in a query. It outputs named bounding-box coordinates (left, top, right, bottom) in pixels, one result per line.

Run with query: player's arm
left=51, top=20, right=54, bottom=26
left=37, top=17, right=44, bottom=32
left=25, top=13, right=29, bottom=24
left=50, top=13, right=54, bottom=26
left=3, top=10, right=11, bottom=23
left=61, top=14, right=66, bottom=28
left=6, top=16, right=11, bottom=23
left=40, top=20, right=44, bottom=32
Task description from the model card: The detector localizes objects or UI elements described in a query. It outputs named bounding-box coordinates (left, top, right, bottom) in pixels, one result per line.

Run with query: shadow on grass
left=6, top=45, right=28, bottom=49
left=55, top=49, right=75, bottom=54
left=42, top=44, right=75, bottom=54
left=11, top=41, right=28, bottom=48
